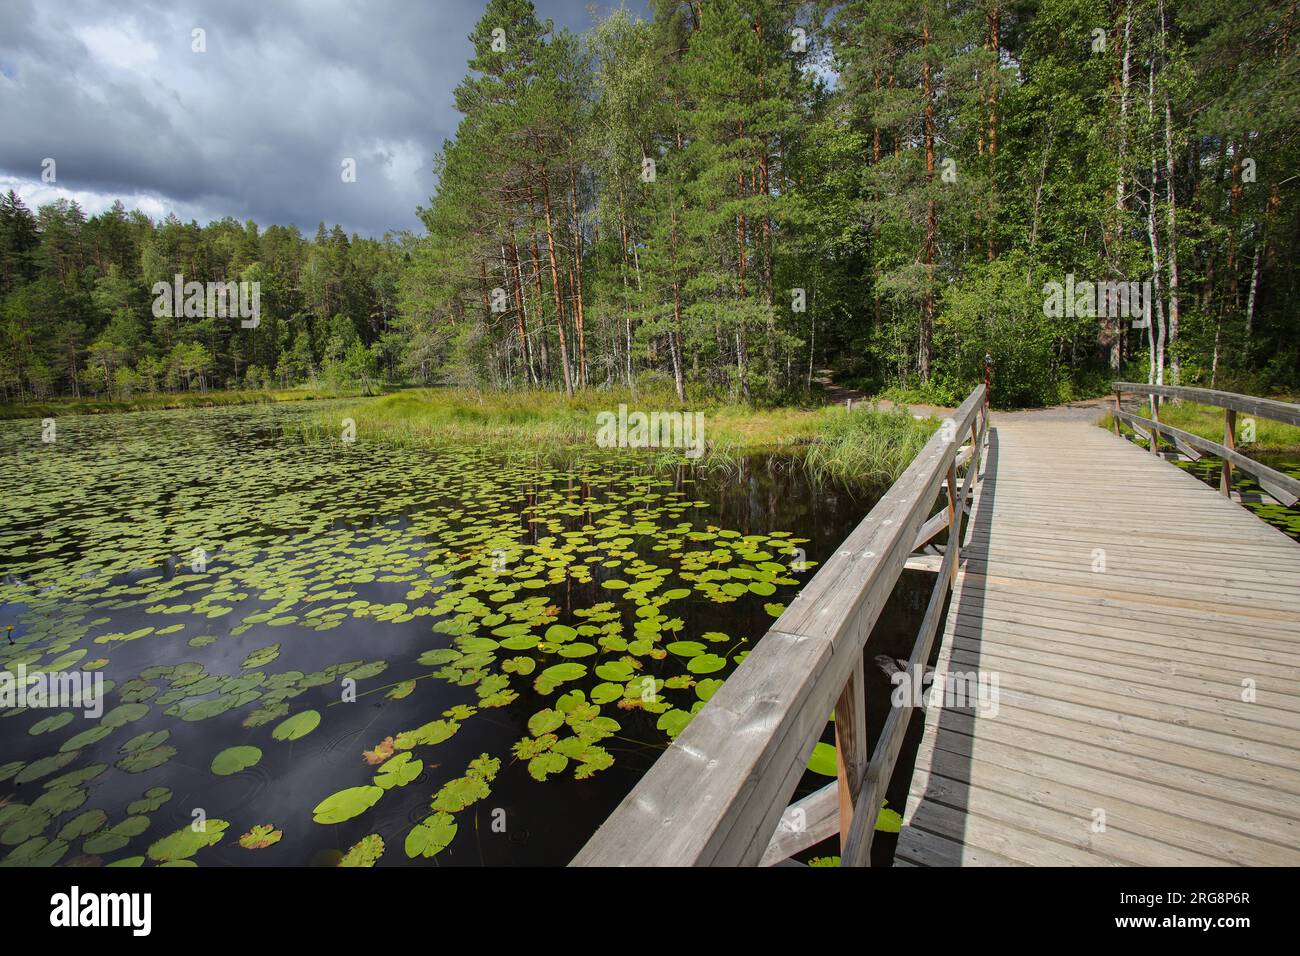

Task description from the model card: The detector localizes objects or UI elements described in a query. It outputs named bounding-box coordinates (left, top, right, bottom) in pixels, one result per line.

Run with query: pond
left=0, top=401, right=930, bottom=866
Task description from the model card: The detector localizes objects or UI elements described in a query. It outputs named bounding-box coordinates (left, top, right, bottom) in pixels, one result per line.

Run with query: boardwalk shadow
left=897, top=424, right=1000, bottom=864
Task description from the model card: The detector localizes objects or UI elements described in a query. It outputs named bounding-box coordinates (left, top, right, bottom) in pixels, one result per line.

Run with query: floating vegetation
left=146, top=820, right=229, bottom=863
left=339, top=834, right=384, bottom=867
left=238, top=825, right=283, bottom=849
left=211, top=746, right=262, bottom=777
left=0, top=402, right=871, bottom=866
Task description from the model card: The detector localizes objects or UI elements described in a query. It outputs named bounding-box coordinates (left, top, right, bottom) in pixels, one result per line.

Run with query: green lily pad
left=312, top=786, right=383, bottom=824
left=272, top=709, right=321, bottom=741
left=808, top=741, right=838, bottom=777
left=405, top=813, right=456, bottom=859
left=339, top=834, right=385, bottom=867
left=211, top=745, right=262, bottom=776
left=146, top=820, right=229, bottom=862
left=374, top=752, right=423, bottom=790
left=238, top=824, right=283, bottom=849
left=686, top=653, right=726, bottom=675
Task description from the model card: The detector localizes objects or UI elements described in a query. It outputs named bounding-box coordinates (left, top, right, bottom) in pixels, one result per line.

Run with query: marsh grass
left=291, top=387, right=938, bottom=487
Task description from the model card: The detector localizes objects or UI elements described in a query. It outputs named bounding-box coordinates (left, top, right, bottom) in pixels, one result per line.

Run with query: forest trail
left=813, top=368, right=1113, bottom=424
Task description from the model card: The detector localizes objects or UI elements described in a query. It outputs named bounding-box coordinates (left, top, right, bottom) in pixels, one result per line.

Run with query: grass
left=290, top=386, right=940, bottom=487
left=1101, top=398, right=1300, bottom=454
left=0, top=386, right=375, bottom=421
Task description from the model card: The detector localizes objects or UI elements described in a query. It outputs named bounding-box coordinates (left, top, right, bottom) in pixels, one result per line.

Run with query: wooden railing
left=572, top=383, right=991, bottom=867
left=1110, top=382, right=1300, bottom=507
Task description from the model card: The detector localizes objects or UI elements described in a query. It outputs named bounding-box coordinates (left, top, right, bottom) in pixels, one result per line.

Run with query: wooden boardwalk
left=896, top=417, right=1300, bottom=866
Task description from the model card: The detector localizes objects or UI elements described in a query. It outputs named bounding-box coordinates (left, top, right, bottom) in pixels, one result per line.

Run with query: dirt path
left=813, top=368, right=1115, bottom=424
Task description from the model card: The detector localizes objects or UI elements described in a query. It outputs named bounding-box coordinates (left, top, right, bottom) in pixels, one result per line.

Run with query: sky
left=0, top=0, right=647, bottom=239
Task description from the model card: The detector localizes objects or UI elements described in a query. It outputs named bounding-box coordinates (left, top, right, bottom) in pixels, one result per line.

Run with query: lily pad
left=146, top=820, right=229, bottom=862
left=339, top=834, right=384, bottom=867
left=211, top=745, right=262, bottom=776
left=312, top=786, right=383, bottom=824
left=272, top=709, right=321, bottom=741
left=405, top=813, right=457, bottom=859
left=238, top=824, right=283, bottom=849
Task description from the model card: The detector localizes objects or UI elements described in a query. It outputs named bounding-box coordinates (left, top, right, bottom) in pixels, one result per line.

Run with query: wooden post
left=1221, top=408, right=1236, bottom=496
left=946, top=459, right=960, bottom=587
left=983, top=353, right=993, bottom=409
left=1149, top=393, right=1161, bottom=455
left=834, top=658, right=867, bottom=854
left=1112, top=390, right=1123, bottom=436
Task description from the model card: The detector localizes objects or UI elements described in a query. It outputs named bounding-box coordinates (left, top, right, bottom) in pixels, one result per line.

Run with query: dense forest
left=1, top=0, right=1296, bottom=408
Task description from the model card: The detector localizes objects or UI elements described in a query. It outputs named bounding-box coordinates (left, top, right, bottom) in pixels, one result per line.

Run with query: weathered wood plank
left=1114, top=409, right=1300, bottom=506
left=759, top=782, right=838, bottom=866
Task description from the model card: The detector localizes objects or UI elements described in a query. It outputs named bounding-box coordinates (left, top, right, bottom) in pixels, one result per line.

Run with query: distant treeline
left=0, top=196, right=403, bottom=401
left=2, top=0, right=1297, bottom=408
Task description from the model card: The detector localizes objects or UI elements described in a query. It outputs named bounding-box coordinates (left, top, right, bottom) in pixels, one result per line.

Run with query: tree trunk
left=920, top=22, right=935, bottom=384
left=735, top=128, right=751, bottom=402
left=538, top=167, right=574, bottom=397
left=527, top=185, right=552, bottom=383
left=1144, top=58, right=1166, bottom=387
left=987, top=4, right=999, bottom=261
left=1158, top=0, right=1181, bottom=385
left=1111, top=1, right=1133, bottom=372
left=567, top=138, right=588, bottom=388
left=506, top=237, right=534, bottom=384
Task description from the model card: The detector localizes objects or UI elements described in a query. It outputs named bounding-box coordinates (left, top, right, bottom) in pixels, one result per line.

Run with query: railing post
left=983, top=354, right=993, bottom=410
left=834, top=659, right=867, bottom=855
left=1149, top=392, right=1161, bottom=455
left=1112, top=389, right=1123, bottom=436
left=946, top=458, right=961, bottom=588
left=1222, top=408, right=1236, bottom=496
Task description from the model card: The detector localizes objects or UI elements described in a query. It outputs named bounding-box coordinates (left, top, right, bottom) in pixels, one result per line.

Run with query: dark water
left=0, top=402, right=931, bottom=866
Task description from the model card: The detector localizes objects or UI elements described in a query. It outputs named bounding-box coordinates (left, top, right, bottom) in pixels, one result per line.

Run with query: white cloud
left=0, top=174, right=214, bottom=224
left=75, top=23, right=160, bottom=72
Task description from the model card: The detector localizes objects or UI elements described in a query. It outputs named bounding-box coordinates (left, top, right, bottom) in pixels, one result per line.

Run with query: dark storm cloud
left=0, top=0, right=640, bottom=237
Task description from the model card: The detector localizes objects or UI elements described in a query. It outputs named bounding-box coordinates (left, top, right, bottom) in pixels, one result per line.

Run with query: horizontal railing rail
left=1111, top=382, right=1300, bottom=507
left=572, top=383, right=990, bottom=867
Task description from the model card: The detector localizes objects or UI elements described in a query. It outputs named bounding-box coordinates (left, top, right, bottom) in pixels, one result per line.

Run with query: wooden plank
left=919, top=725, right=1300, bottom=855
left=895, top=825, right=1021, bottom=867
left=917, top=700, right=1300, bottom=817
left=834, top=658, right=867, bottom=849
left=946, top=633, right=1300, bottom=711
left=759, top=782, right=838, bottom=866
left=904, top=552, right=945, bottom=573
left=1114, top=409, right=1300, bottom=506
